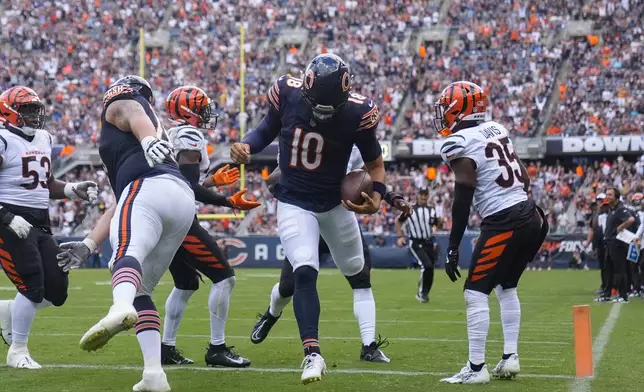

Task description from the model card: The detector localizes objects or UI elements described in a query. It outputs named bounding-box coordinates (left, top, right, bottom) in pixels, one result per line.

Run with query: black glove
left=445, top=247, right=461, bottom=282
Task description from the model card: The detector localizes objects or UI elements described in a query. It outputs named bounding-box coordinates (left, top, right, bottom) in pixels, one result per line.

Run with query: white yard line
left=570, top=303, right=622, bottom=392
left=9, top=363, right=571, bottom=379
left=35, top=332, right=569, bottom=345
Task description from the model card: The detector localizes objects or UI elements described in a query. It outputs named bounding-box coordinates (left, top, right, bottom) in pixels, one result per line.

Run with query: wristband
left=64, top=183, right=77, bottom=198
left=372, top=181, right=386, bottom=199
left=82, top=237, right=98, bottom=253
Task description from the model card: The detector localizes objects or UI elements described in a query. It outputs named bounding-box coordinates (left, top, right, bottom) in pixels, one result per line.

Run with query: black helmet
left=112, top=75, right=154, bottom=103
left=301, top=53, right=351, bottom=121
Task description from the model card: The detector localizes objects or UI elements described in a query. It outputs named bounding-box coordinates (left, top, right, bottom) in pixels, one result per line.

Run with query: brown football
left=341, top=169, right=373, bottom=205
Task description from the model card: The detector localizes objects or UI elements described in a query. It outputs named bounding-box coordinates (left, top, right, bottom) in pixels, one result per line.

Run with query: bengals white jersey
left=440, top=121, right=527, bottom=218
left=0, top=125, right=53, bottom=209
left=167, top=125, right=210, bottom=183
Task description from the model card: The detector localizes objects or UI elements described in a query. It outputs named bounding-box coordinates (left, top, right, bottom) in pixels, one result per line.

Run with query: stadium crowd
left=53, top=157, right=644, bottom=238
left=550, top=0, right=642, bottom=136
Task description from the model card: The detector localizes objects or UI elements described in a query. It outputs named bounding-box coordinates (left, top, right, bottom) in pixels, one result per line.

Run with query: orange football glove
left=212, top=164, right=240, bottom=186
left=227, top=189, right=261, bottom=210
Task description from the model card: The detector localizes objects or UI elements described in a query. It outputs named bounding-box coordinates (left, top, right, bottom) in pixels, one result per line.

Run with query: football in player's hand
left=341, top=170, right=373, bottom=205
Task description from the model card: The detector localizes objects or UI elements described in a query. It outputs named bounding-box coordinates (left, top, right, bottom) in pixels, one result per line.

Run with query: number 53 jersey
left=440, top=121, right=527, bottom=219
left=0, top=122, right=52, bottom=210
left=268, top=75, right=382, bottom=213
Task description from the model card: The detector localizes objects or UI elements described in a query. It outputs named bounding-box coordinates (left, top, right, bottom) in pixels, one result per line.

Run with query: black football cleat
left=416, top=293, right=429, bottom=303
left=161, top=343, right=194, bottom=365
left=250, top=308, right=280, bottom=344
left=205, top=344, right=251, bottom=368
left=360, top=335, right=391, bottom=363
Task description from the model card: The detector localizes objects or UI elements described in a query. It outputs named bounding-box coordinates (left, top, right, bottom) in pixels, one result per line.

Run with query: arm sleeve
left=449, top=183, right=475, bottom=249
left=194, top=184, right=232, bottom=207
left=241, top=105, right=281, bottom=154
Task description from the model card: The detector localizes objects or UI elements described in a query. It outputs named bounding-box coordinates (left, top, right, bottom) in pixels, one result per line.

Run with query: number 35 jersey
left=0, top=122, right=52, bottom=210
left=440, top=121, right=527, bottom=219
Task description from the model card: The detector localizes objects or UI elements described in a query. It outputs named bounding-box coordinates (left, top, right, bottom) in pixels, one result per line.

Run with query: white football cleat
left=440, top=362, right=490, bottom=384
left=79, top=304, right=137, bottom=351
left=491, top=354, right=520, bottom=379
left=133, top=369, right=171, bottom=392
left=0, top=300, right=12, bottom=346
left=300, top=353, right=326, bottom=385
left=6, top=346, right=42, bottom=369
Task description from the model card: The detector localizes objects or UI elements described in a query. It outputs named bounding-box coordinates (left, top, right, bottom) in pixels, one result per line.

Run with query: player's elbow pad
left=179, top=163, right=200, bottom=188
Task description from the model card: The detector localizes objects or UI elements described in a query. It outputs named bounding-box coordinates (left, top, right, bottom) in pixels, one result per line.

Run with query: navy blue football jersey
left=99, top=86, right=185, bottom=200
left=267, top=75, right=381, bottom=212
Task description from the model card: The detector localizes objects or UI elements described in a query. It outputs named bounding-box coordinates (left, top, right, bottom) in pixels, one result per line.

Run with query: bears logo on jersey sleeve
left=440, top=134, right=468, bottom=164
left=168, top=125, right=206, bottom=152
left=355, top=95, right=379, bottom=132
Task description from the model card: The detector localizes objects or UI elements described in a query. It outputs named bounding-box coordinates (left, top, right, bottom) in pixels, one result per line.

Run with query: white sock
left=269, top=282, right=291, bottom=318
left=162, top=288, right=195, bottom=346
left=35, top=300, right=53, bottom=310
left=113, top=282, right=137, bottom=307
left=209, top=277, right=235, bottom=346
left=353, top=288, right=376, bottom=346
left=11, top=293, right=37, bottom=349
left=464, top=289, right=490, bottom=365
left=137, top=329, right=162, bottom=372
left=495, top=286, right=521, bottom=355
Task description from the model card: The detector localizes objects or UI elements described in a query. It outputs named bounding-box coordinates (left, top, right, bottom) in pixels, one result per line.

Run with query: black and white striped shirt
left=401, top=204, right=437, bottom=241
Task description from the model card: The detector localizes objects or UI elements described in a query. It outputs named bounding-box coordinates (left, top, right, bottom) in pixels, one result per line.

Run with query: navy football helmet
left=301, top=54, right=351, bottom=121
left=112, top=75, right=154, bottom=103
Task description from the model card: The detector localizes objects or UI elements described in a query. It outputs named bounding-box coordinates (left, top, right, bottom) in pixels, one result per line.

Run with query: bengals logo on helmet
left=0, top=86, right=47, bottom=129
left=166, top=86, right=215, bottom=129
left=433, top=81, right=487, bottom=137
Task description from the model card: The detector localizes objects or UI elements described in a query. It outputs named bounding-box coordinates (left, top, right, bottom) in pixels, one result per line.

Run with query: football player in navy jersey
left=73, top=76, right=196, bottom=392
left=231, top=54, right=386, bottom=384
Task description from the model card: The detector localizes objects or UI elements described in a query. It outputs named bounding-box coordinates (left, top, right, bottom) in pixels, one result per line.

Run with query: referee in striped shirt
left=396, top=187, right=439, bottom=303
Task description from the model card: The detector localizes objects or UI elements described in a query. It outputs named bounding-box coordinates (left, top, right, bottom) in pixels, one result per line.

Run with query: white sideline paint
left=34, top=332, right=569, bottom=345
left=3, top=363, right=571, bottom=379
left=570, top=303, right=622, bottom=392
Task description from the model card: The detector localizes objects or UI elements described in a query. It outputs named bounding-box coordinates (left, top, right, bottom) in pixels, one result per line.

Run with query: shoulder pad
left=349, top=93, right=379, bottom=131
left=169, top=125, right=205, bottom=152
left=103, top=84, right=136, bottom=107
left=440, top=134, right=468, bottom=163
left=267, top=75, right=302, bottom=112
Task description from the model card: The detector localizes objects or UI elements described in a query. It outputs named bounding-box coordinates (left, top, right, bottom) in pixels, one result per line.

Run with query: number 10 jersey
left=0, top=123, right=52, bottom=210
left=440, top=121, right=527, bottom=219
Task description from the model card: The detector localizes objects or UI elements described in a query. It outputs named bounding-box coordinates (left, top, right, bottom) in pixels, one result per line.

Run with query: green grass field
left=0, top=268, right=640, bottom=392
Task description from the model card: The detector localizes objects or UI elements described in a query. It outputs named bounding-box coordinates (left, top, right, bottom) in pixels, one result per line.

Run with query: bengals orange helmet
left=165, top=86, right=217, bottom=129
left=433, top=81, right=487, bottom=137
left=0, top=86, right=47, bottom=130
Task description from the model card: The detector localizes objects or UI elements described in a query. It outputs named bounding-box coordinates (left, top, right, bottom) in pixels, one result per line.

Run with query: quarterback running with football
left=434, top=81, right=548, bottom=384
left=0, top=87, right=97, bottom=369
left=231, top=54, right=386, bottom=384
left=250, top=145, right=411, bottom=364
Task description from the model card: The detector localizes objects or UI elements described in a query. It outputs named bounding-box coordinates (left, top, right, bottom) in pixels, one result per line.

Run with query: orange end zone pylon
left=573, top=305, right=593, bottom=378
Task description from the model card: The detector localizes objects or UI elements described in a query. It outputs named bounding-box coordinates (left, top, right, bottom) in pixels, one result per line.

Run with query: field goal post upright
left=197, top=25, right=246, bottom=221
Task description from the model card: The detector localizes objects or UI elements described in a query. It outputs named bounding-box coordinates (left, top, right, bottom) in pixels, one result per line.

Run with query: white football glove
left=141, top=136, right=173, bottom=167
left=56, top=238, right=97, bottom=272
left=64, top=181, right=98, bottom=203
left=0, top=207, right=32, bottom=239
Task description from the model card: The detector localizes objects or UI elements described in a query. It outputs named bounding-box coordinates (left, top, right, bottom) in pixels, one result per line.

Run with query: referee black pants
left=410, top=240, right=436, bottom=296
left=602, top=241, right=629, bottom=300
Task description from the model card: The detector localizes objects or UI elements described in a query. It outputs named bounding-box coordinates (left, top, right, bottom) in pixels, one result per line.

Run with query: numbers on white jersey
left=484, top=137, right=526, bottom=189
left=21, top=156, right=51, bottom=189
left=289, top=127, right=324, bottom=171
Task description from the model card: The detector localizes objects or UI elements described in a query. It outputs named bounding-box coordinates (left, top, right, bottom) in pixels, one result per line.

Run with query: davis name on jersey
left=268, top=75, right=381, bottom=212
left=440, top=121, right=527, bottom=218
left=168, top=125, right=210, bottom=183
left=0, top=123, right=52, bottom=209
